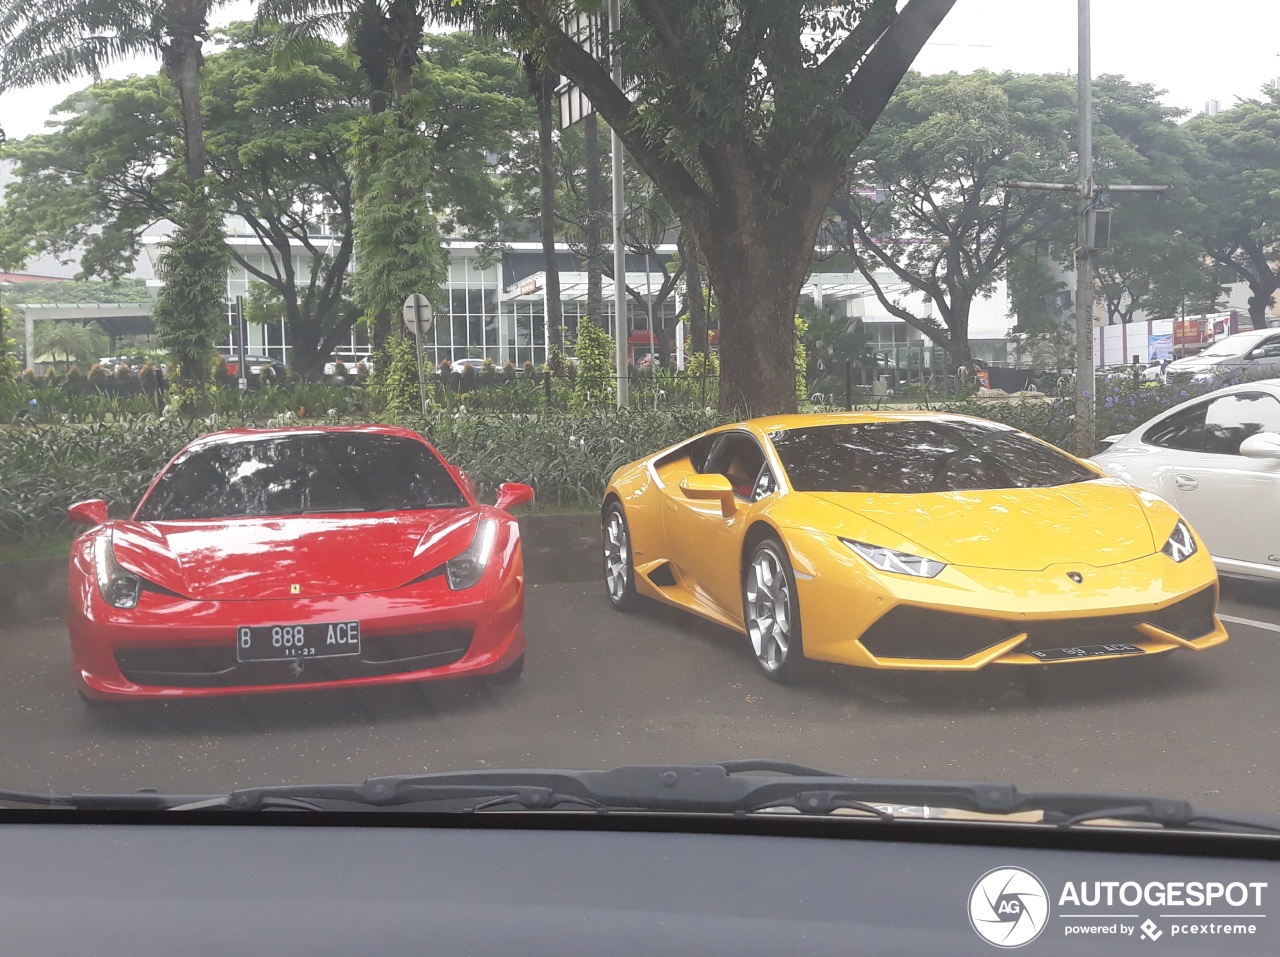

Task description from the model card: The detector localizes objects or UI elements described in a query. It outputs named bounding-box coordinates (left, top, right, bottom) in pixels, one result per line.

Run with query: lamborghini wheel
left=603, top=501, right=639, bottom=611
left=743, top=537, right=805, bottom=682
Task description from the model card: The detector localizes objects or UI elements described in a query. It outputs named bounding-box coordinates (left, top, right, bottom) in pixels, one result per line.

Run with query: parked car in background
left=1092, top=379, right=1280, bottom=582
left=225, top=355, right=286, bottom=379
left=1164, top=329, right=1280, bottom=385
left=324, top=354, right=373, bottom=376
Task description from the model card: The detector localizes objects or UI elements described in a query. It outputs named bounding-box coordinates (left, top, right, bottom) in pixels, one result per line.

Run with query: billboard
left=1148, top=333, right=1173, bottom=361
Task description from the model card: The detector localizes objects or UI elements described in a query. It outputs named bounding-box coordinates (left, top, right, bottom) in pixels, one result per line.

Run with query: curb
left=0, top=512, right=602, bottom=627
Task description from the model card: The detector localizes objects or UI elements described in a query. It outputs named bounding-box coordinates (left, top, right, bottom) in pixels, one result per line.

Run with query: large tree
left=1181, top=89, right=1280, bottom=328
left=473, top=0, right=957, bottom=414
left=0, top=28, right=365, bottom=377
left=0, top=0, right=231, bottom=393
left=830, top=71, right=1077, bottom=372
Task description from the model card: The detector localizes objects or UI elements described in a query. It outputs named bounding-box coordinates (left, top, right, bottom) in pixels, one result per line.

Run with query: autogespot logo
left=969, top=867, right=1050, bottom=948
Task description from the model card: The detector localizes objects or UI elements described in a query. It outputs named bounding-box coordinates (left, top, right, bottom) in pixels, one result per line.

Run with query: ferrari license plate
left=1027, top=642, right=1144, bottom=662
left=236, top=621, right=361, bottom=662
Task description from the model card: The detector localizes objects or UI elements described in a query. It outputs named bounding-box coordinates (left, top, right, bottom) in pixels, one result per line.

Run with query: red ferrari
left=65, top=425, right=533, bottom=703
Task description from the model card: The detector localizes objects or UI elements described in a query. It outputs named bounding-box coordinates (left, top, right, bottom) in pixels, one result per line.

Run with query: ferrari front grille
left=859, top=587, right=1217, bottom=661
left=115, top=629, right=474, bottom=688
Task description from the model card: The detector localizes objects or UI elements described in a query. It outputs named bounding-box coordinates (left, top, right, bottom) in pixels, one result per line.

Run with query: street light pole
left=999, top=0, right=1170, bottom=455
left=608, top=0, right=629, bottom=408
left=1073, top=0, right=1094, bottom=454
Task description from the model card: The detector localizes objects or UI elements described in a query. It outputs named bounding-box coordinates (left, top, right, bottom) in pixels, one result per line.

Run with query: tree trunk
left=161, top=4, right=206, bottom=183
left=584, top=113, right=604, bottom=326
left=527, top=58, right=563, bottom=350
left=681, top=229, right=707, bottom=354
left=700, top=210, right=821, bottom=415
left=1247, top=278, right=1278, bottom=328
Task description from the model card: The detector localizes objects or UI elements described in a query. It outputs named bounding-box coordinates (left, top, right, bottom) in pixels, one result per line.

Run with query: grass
left=0, top=534, right=74, bottom=564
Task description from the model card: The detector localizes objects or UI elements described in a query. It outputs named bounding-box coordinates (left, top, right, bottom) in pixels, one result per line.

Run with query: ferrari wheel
left=743, top=538, right=805, bottom=682
left=602, top=502, right=639, bottom=611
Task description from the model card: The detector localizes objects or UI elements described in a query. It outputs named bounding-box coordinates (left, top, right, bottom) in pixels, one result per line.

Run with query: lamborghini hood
left=813, top=480, right=1158, bottom=571
left=110, top=510, right=480, bottom=601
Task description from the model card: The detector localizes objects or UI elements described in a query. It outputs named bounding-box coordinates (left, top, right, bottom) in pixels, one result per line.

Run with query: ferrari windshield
left=770, top=421, right=1097, bottom=494
left=135, top=433, right=466, bottom=521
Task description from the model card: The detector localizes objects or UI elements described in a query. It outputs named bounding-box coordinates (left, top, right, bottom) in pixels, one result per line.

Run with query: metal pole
left=609, top=0, right=628, bottom=408
left=412, top=296, right=428, bottom=415
left=645, top=252, right=655, bottom=367
left=235, top=296, right=248, bottom=392
left=1073, top=0, right=1095, bottom=455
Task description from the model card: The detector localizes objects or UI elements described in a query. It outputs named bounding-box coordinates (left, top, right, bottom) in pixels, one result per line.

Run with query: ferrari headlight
left=446, top=519, right=497, bottom=590
left=1161, top=521, right=1197, bottom=563
left=842, top=539, right=946, bottom=579
left=95, top=533, right=141, bottom=609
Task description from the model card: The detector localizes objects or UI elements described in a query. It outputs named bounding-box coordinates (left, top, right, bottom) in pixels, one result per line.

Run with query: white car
left=1163, top=329, right=1280, bottom=385
left=323, top=354, right=373, bottom=375
left=1092, top=379, right=1280, bottom=582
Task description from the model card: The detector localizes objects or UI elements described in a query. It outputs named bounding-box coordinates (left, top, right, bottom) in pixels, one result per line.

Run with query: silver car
left=1164, top=330, right=1280, bottom=385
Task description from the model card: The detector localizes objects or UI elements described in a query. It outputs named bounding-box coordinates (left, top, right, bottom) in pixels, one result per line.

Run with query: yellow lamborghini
left=600, top=412, right=1227, bottom=680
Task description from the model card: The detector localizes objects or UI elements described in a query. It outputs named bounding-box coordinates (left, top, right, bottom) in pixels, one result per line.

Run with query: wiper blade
left=0, top=787, right=212, bottom=811
left=8, top=762, right=1277, bottom=835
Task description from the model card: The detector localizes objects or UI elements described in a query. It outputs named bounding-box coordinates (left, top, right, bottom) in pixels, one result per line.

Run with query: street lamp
left=621, top=203, right=668, bottom=369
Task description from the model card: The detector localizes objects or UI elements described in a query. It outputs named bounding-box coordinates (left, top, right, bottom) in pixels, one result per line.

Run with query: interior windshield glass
left=135, top=433, right=465, bottom=521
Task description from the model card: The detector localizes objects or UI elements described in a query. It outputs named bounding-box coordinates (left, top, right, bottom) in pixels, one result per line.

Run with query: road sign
left=402, top=293, right=434, bottom=334
left=402, top=294, right=434, bottom=415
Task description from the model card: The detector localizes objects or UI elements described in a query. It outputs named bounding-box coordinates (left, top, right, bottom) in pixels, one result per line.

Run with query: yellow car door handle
left=1174, top=474, right=1199, bottom=491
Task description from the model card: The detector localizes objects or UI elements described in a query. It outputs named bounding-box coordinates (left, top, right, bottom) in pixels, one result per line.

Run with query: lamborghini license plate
left=236, top=621, right=361, bottom=662
left=1027, top=642, right=1144, bottom=662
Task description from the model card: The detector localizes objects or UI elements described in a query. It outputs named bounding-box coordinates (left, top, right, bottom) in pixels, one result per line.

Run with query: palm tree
left=1, top=0, right=232, bottom=397
left=0, top=0, right=228, bottom=183
left=33, top=320, right=108, bottom=368
left=256, top=0, right=452, bottom=352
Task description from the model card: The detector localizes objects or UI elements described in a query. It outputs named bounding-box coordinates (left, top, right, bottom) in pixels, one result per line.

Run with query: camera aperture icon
left=969, top=866, right=1050, bottom=948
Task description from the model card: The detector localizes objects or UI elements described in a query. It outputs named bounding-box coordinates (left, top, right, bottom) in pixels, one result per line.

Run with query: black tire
left=602, top=501, right=639, bottom=611
left=742, top=537, right=807, bottom=683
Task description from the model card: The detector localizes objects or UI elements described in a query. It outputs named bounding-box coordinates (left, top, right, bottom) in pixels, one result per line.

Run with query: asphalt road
left=1, top=577, right=1279, bottom=815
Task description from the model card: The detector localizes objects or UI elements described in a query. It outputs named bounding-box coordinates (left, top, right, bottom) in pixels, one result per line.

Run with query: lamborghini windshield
left=770, top=421, right=1098, bottom=494
left=135, top=433, right=466, bottom=521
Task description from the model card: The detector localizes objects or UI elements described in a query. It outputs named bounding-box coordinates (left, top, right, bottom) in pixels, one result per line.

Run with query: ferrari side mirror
left=495, top=482, right=535, bottom=512
left=67, top=499, right=109, bottom=527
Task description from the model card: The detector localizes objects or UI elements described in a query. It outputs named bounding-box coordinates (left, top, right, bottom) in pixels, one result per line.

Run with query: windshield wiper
left=7, top=762, right=1273, bottom=834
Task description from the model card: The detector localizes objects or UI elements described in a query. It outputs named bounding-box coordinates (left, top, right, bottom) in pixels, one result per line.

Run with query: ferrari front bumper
left=68, top=553, right=525, bottom=701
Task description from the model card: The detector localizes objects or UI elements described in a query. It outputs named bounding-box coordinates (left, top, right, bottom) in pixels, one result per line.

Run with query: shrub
left=573, top=319, right=615, bottom=410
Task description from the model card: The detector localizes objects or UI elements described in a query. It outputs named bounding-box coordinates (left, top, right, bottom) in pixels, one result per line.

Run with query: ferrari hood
left=111, top=510, right=480, bottom=601
left=812, top=479, right=1157, bottom=571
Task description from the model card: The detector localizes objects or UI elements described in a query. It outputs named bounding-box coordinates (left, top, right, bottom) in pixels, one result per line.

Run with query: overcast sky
left=1, top=0, right=1277, bottom=141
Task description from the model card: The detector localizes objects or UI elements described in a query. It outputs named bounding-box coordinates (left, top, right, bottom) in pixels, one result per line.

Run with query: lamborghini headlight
left=842, top=539, right=946, bottom=579
left=1161, top=521, right=1197, bottom=563
left=95, top=533, right=141, bottom=609
left=446, top=519, right=497, bottom=590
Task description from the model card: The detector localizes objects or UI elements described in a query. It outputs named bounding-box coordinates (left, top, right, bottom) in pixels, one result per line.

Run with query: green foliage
left=571, top=318, right=616, bottom=409
left=151, top=181, right=230, bottom=394
left=370, top=333, right=425, bottom=418
left=350, top=113, right=449, bottom=335
left=32, top=320, right=107, bottom=367
left=1180, top=91, right=1280, bottom=323
left=0, top=280, right=151, bottom=305
left=793, top=315, right=808, bottom=405
left=0, top=303, right=21, bottom=379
